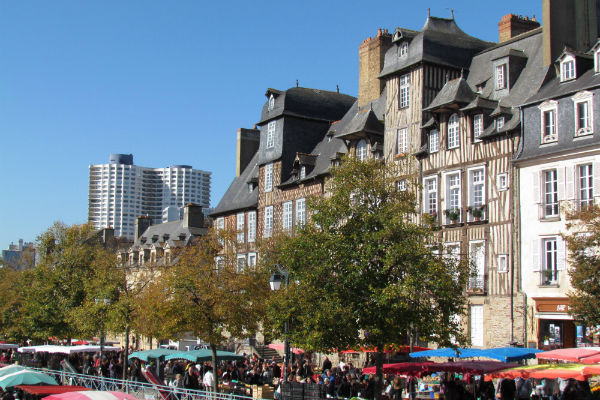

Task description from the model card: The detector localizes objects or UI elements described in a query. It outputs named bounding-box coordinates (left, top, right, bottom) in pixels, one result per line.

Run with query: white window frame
left=215, top=256, right=224, bottom=273
left=399, top=74, right=410, bottom=108
left=468, top=240, right=485, bottom=292
left=468, top=166, right=486, bottom=222
left=447, top=113, right=460, bottom=149
left=578, top=163, right=594, bottom=209
left=444, top=242, right=461, bottom=265
left=497, top=254, right=508, bottom=273
left=444, top=171, right=462, bottom=224
left=266, top=121, right=276, bottom=148
left=429, top=129, right=439, bottom=153
left=268, top=94, right=275, bottom=111
left=236, top=213, right=245, bottom=243
left=300, top=165, right=306, bottom=179
left=247, top=211, right=256, bottom=243
left=296, top=198, right=306, bottom=227
left=539, top=100, right=558, bottom=144
left=263, top=206, right=273, bottom=238
left=542, top=169, right=559, bottom=218
left=542, top=237, right=558, bottom=284
left=495, top=64, right=507, bottom=90
left=236, top=254, right=246, bottom=273
left=356, top=139, right=368, bottom=161
left=473, top=114, right=483, bottom=143
left=561, top=56, right=576, bottom=81
left=497, top=173, right=509, bottom=191
left=573, top=91, right=594, bottom=137
left=396, top=128, right=408, bottom=155
left=596, top=49, right=600, bottom=73
left=399, top=42, right=408, bottom=57
left=396, top=179, right=407, bottom=191
left=247, top=252, right=257, bottom=267
left=496, top=116, right=505, bottom=129
left=470, top=305, right=484, bottom=347
left=423, top=175, right=438, bottom=216
left=283, top=201, right=293, bottom=232
left=264, top=162, right=273, bottom=192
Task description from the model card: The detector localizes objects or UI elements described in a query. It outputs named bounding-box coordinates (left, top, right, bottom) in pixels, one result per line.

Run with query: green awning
left=164, top=349, right=244, bottom=362
left=128, top=349, right=180, bottom=362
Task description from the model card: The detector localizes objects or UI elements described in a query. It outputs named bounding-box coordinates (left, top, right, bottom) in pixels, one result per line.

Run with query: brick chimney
left=498, top=14, right=540, bottom=42
left=358, top=28, right=392, bottom=108
left=236, top=128, right=260, bottom=177
left=183, top=203, right=204, bottom=229
left=134, top=215, right=152, bottom=239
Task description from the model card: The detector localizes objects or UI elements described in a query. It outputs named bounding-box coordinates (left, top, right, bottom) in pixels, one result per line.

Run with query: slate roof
left=460, top=96, right=498, bottom=112
left=522, top=66, right=600, bottom=106
left=257, top=87, right=356, bottom=125
left=131, top=219, right=207, bottom=249
left=212, top=151, right=259, bottom=216
left=424, top=76, right=476, bottom=111
left=379, top=16, right=493, bottom=78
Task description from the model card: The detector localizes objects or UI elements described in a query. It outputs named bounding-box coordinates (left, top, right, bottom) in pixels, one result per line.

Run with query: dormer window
left=300, top=165, right=306, bottom=179
left=595, top=49, right=600, bottom=73
left=496, top=117, right=505, bottom=129
left=268, top=94, right=275, bottom=111
left=495, top=64, right=507, bottom=90
left=539, top=100, right=558, bottom=144
left=248, top=183, right=254, bottom=193
left=356, top=139, right=368, bottom=161
left=399, top=42, right=408, bottom=57
left=561, top=56, right=576, bottom=81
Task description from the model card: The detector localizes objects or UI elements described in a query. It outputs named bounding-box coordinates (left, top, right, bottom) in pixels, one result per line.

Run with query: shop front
left=533, top=297, right=596, bottom=349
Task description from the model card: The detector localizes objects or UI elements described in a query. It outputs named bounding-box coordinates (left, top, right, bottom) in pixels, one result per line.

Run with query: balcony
left=467, top=276, right=485, bottom=294
left=538, top=201, right=560, bottom=220
left=540, top=269, right=558, bottom=286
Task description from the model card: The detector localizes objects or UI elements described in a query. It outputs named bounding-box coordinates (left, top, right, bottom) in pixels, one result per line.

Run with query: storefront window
left=541, top=320, right=563, bottom=347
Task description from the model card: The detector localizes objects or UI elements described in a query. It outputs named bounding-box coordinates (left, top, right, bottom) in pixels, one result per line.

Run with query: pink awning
left=536, top=347, right=600, bottom=362
left=267, top=343, right=304, bottom=355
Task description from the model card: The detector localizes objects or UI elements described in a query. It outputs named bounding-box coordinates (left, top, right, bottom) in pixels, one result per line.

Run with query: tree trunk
left=374, top=345, right=384, bottom=400
left=210, top=343, right=219, bottom=394
left=123, top=325, right=130, bottom=381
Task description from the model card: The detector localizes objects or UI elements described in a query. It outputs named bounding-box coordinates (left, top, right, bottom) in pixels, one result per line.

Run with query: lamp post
left=95, top=298, right=110, bottom=363
left=269, top=264, right=290, bottom=383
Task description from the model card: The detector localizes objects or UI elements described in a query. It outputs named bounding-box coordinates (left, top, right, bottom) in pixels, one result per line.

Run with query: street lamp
left=95, top=298, right=110, bottom=363
left=269, top=264, right=290, bottom=383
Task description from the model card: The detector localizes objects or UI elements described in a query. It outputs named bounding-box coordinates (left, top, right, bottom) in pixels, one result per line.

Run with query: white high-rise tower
left=88, top=154, right=211, bottom=239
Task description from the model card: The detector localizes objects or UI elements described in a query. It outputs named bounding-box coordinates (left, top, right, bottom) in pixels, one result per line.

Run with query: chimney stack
left=134, top=215, right=152, bottom=240
left=358, top=29, right=392, bottom=108
left=236, top=128, right=260, bottom=177
left=183, top=203, right=204, bottom=229
left=498, top=14, right=540, bottom=42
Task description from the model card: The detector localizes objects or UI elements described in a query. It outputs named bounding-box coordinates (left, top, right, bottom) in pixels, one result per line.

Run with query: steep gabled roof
left=132, top=220, right=206, bottom=248
left=212, top=152, right=259, bottom=216
left=424, top=76, right=476, bottom=112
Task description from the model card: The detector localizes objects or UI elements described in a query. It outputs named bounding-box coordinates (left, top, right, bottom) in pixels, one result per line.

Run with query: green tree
left=156, top=230, right=269, bottom=392
left=262, top=156, right=470, bottom=397
left=0, top=265, right=29, bottom=342
left=563, top=204, right=600, bottom=326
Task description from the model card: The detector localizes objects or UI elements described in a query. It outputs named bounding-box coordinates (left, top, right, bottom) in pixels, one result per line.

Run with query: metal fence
left=26, top=367, right=257, bottom=400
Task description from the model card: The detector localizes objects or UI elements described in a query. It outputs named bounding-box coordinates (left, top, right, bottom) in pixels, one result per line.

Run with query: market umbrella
left=425, top=361, right=519, bottom=375
left=342, top=346, right=430, bottom=354
left=128, top=349, right=179, bottom=362
left=0, top=365, right=29, bottom=378
left=164, top=349, right=244, bottom=362
left=17, top=386, right=90, bottom=396
left=43, top=391, right=139, bottom=400
left=0, top=344, right=19, bottom=350
left=536, top=347, right=600, bottom=362
left=362, top=362, right=434, bottom=376
left=485, top=363, right=590, bottom=381
left=0, top=370, right=58, bottom=389
left=409, top=348, right=482, bottom=359
left=267, top=343, right=304, bottom=355
left=479, top=347, right=542, bottom=362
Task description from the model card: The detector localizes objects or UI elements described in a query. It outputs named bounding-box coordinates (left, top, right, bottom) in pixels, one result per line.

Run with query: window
left=216, top=217, right=224, bottom=230
left=469, top=241, right=485, bottom=292
left=296, top=198, right=306, bottom=227
left=236, top=254, right=246, bottom=273
left=470, top=305, right=484, bottom=347
left=399, top=74, right=410, bottom=108
left=248, top=183, right=254, bottom=193
left=356, top=139, right=368, bottom=161
left=396, top=128, right=408, bottom=155
left=561, top=57, right=576, bottom=81
left=496, top=64, right=507, bottom=89
left=578, top=164, right=593, bottom=209
left=429, top=130, right=439, bottom=152
left=542, top=237, right=558, bottom=285
left=444, top=242, right=461, bottom=265
left=447, top=113, right=460, bottom=149
left=496, top=117, right=505, bottom=129
left=247, top=252, right=257, bottom=267
left=215, top=256, right=225, bottom=272
left=473, top=114, right=483, bottom=143
left=264, top=206, right=273, bottom=238
left=268, top=94, right=275, bottom=111
left=423, top=176, right=438, bottom=216
left=396, top=179, right=407, bottom=191
left=266, top=121, right=276, bottom=148
left=543, top=169, right=559, bottom=218
left=596, top=50, right=600, bottom=73
left=247, top=211, right=256, bottom=242
left=399, top=42, right=408, bottom=57
left=497, top=254, right=508, bottom=273
left=539, top=101, right=558, bottom=143
left=497, top=173, right=508, bottom=191
left=573, top=91, right=593, bottom=136
left=468, top=167, right=486, bottom=222
left=236, top=213, right=245, bottom=243
left=264, top=163, right=273, bottom=192
left=445, top=172, right=461, bottom=224
left=300, top=165, right=306, bottom=179
left=283, top=201, right=293, bottom=232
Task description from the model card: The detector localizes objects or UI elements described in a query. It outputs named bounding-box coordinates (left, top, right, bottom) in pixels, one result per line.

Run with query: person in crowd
left=183, top=364, right=199, bottom=390
left=387, top=375, right=404, bottom=400
left=516, top=377, right=532, bottom=400
left=202, top=365, right=215, bottom=391
left=497, top=377, right=516, bottom=400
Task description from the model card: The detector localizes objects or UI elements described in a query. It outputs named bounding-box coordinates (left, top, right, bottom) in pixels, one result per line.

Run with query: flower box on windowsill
left=394, top=153, right=407, bottom=160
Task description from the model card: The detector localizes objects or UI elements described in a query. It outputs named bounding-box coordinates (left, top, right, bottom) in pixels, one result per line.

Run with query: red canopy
left=536, top=348, right=600, bottom=362
left=362, top=362, right=433, bottom=376
left=71, top=340, right=89, bottom=345
left=427, top=361, right=519, bottom=375
left=342, top=346, right=431, bottom=354
left=267, top=343, right=304, bottom=355
left=16, top=386, right=90, bottom=396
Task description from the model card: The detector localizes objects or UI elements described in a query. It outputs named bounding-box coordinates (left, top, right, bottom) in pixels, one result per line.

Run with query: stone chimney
left=543, top=0, right=600, bottom=66
left=236, top=128, right=260, bottom=177
left=183, top=203, right=204, bottom=229
left=134, top=215, right=152, bottom=240
left=358, top=28, right=392, bottom=108
left=101, top=227, right=114, bottom=246
left=498, top=14, right=540, bottom=42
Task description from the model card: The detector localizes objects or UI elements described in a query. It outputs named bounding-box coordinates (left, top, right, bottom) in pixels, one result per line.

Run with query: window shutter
left=532, top=239, right=541, bottom=271
left=557, top=237, right=567, bottom=270
left=565, top=166, right=574, bottom=201
left=532, top=171, right=540, bottom=204
left=557, top=167, right=566, bottom=201
left=593, top=162, right=600, bottom=202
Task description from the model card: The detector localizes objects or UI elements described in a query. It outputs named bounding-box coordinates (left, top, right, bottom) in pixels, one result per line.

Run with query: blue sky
left=0, top=0, right=542, bottom=249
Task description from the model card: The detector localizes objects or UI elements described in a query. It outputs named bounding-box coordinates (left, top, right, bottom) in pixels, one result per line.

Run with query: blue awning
left=409, top=347, right=541, bottom=362
left=409, top=348, right=481, bottom=359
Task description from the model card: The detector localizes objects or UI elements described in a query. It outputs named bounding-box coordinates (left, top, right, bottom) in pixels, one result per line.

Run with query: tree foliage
left=564, top=204, right=600, bottom=326
left=262, top=156, right=470, bottom=353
